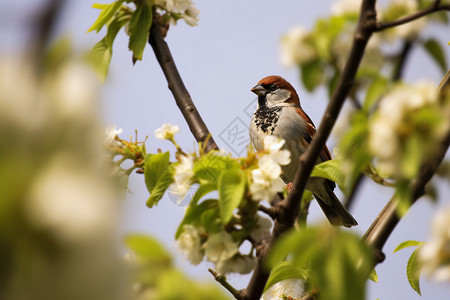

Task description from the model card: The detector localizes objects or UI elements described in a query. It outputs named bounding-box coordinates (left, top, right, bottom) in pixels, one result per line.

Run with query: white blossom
left=262, top=136, right=291, bottom=166
left=27, top=156, right=116, bottom=243
left=154, top=123, right=180, bottom=140
left=169, top=154, right=194, bottom=200
left=155, top=0, right=199, bottom=26
left=216, top=255, right=256, bottom=275
left=331, top=0, right=362, bottom=16
left=419, top=207, right=450, bottom=282
left=105, top=125, right=123, bottom=147
left=177, top=224, right=204, bottom=265
left=52, top=61, right=98, bottom=121
left=203, top=231, right=238, bottom=263
left=280, top=26, right=316, bottom=67
left=250, top=215, right=273, bottom=242
left=261, top=278, right=305, bottom=300
left=250, top=155, right=286, bottom=201
left=369, top=81, right=439, bottom=177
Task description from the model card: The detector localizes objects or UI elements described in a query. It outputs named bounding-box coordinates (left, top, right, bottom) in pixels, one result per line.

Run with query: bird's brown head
left=251, top=75, right=300, bottom=107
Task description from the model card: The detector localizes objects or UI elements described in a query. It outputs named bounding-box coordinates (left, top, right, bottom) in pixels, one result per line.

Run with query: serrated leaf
left=175, top=199, right=218, bottom=238
left=191, top=183, right=217, bottom=205
left=193, top=151, right=237, bottom=184
left=128, top=3, right=152, bottom=62
left=146, top=165, right=175, bottom=208
left=125, top=234, right=171, bottom=262
left=369, top=269, right=378, bottom=282
left=144, top=152, right=170, bottom=192
left=263, top=261, right=308, bottom=293
left=90, top=16, right=127, bottom=82
left=407, top=248, right=422, bottom=295
left=301, top=59, right=324, bottom=92
left=88, top=1, right=124, bottom=33
left=311, top=159, right=345, bottom=191
left=218, top=169, right=246, bottom=224
left=364, top=76, right=388, bottom=111
left=423, top=38, right=447, bottom=74
left=394, top=240, right=423, bottom=253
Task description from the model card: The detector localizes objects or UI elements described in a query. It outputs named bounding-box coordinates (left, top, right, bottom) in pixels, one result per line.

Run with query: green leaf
left=191, top=183, right=217, bottom=205
left=175, top=199, right=218, bottom=238
left=311, top=159, right=345, bottom=191
left=327, top=69, right=340, bottom=100
left=407, top=248, right=422, bottom=295
left=125, top=234, right=171, bottom=263
left=218, top=169, right=246, bottom=224
left=396, top=180, right=412, bottom=216
left=193, top=151, right=237, bottom=184
left=301, top=59, right=324, bottom=92
left=364, top=76, right=388, bottom=111
left=263, top=261, right=308, bottom=293
left=88, top=1, right=124, bottom=33
left=146, top=164, right=175, bottom=208
left=268, top=226, right=373, bottom=300
left=393, top=240, right=423, bottom=253
left=401, top=134, right=421, bottom=179
left=201, top=206, right=222, bottom=233
left=90, top=16, right=127, bottom=82
left=423, top=38, right=447, bottom=74
left=144, top=152, right=170, bottom=192
left=128, top=3, right=153, bottom=62
left=369, top=269, right=378, bottom=282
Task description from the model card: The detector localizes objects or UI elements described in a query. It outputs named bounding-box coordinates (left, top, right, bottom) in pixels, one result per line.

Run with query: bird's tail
left=314, top=187, right=358, bottom=228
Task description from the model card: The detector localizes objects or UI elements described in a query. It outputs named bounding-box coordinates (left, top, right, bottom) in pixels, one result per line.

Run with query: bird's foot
left=286, top=182, right=293, bottom=191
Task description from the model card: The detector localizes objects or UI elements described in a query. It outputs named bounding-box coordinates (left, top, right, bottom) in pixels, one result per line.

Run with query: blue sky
left=1, top=1, right=449, bottom=299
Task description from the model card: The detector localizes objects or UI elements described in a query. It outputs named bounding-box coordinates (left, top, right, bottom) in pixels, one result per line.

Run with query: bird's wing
left=295, top=107, right=336, bottom=190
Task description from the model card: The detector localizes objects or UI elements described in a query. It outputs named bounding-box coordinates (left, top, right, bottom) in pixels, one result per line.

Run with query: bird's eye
left=264, top=83, right=278, bottom=92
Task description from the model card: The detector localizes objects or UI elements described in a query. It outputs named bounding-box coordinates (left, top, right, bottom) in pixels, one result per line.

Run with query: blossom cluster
left=153, top=124, right=280, bottom=274
left=154, top=0, right=199, bottom=26
left=280, top=0, right=440, bottom=73
left=419, top=207, right=450, bottom=282
left=250, top=135, right=291, bottom=201
left=369, top=81, right=447, bottom=178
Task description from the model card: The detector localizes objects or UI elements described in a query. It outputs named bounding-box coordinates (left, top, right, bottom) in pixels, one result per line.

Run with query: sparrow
left=249, top=75, right=357, bottom=228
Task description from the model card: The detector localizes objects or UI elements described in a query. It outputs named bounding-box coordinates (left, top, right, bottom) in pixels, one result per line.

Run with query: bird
left=249, top=75, right=357, bottom=228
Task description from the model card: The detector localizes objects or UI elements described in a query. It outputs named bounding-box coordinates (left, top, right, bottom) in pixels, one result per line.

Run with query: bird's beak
left=251, top=84, right=266, bottom=96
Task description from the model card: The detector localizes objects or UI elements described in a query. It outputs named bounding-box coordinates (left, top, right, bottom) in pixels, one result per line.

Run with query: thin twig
left=148, top=14, right=219, bottom=152
left=392, top=40, right=413, bottom=82
left=376, top=2, right=450, bottom=31
left=208, top=269, right=245, bottom=300
left=258, top=205, right=278, bottom=219
left=244, top=1, right=378, bottom=299
left=343, top=173, right=365, bottom=210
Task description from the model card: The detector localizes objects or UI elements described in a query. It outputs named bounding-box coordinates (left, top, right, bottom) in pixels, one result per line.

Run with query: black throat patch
left=253, top=105, right=282, bottom=134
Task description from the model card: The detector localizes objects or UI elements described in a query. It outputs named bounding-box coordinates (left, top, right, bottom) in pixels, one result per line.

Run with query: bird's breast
left=252, top=106, right=282, bottom=135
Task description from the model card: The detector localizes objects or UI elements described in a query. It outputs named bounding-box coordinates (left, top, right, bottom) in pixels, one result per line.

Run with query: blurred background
left=1, top=0, right=449, bottom=299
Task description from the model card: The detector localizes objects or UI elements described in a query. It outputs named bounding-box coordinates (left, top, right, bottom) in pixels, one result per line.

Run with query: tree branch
left=376, top=2, right=450, bottom=32
left=148, top=15, right=219, bottom=152
left=208, top=269, right=245, bottom=300
left=244, top=1, right=378, bottom=299
left=391, top=40, right=413, bottom=82
left=30, top=0, right=65, bottom=68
